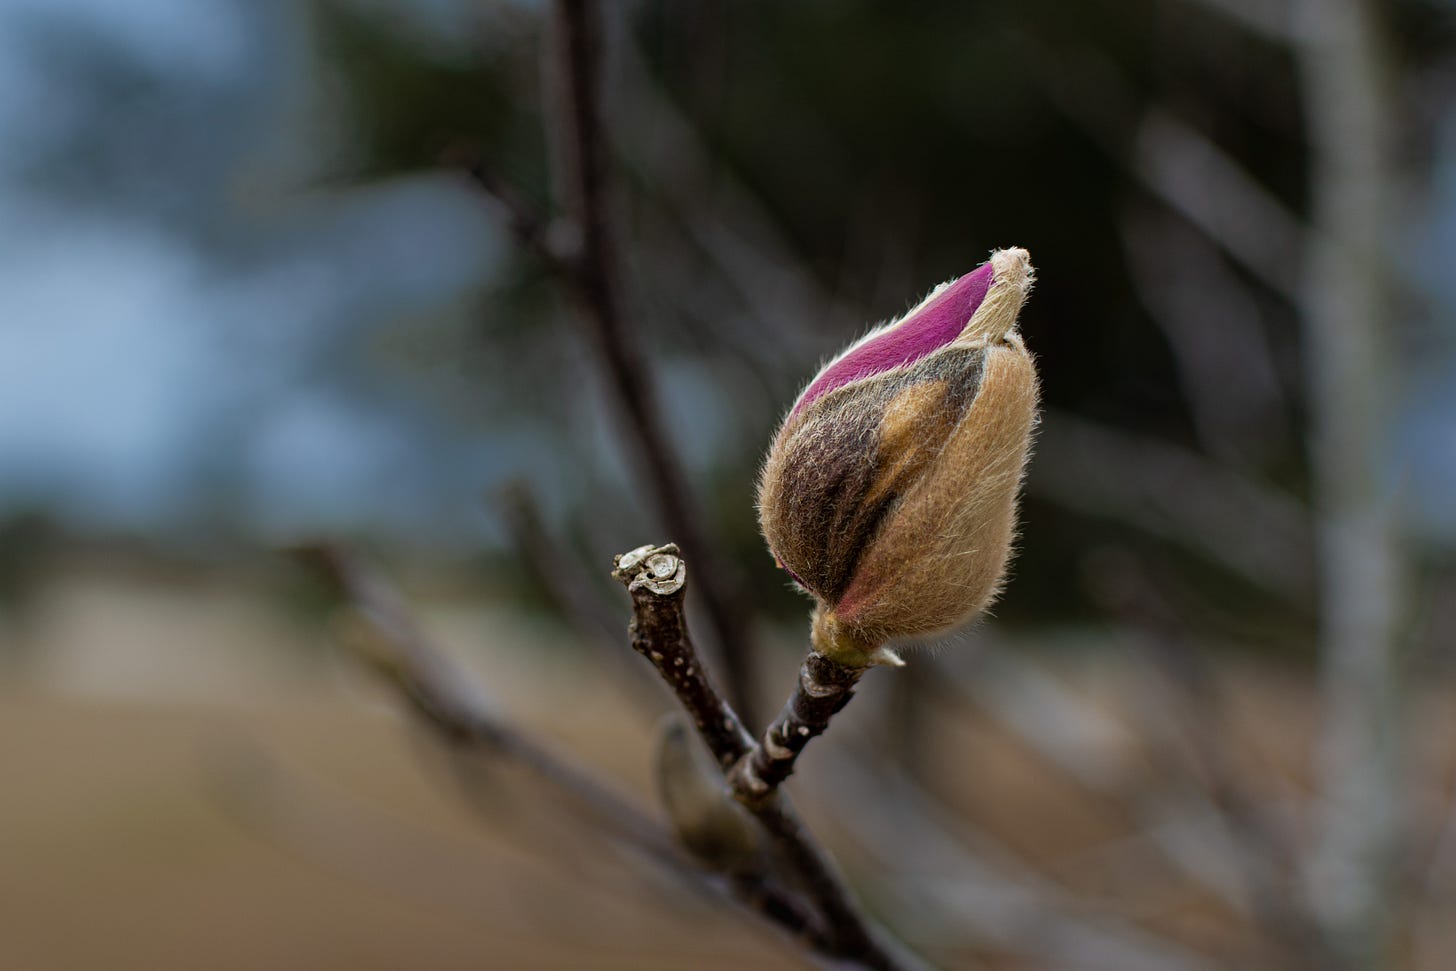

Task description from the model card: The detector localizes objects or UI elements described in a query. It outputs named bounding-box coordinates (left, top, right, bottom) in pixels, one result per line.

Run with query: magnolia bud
left=758, top=248, right=1039, bottom=665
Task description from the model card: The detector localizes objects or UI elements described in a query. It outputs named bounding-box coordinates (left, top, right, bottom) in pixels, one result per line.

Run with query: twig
left=611, top=543, right=933, bottom=971
left=1134, top=109, right=1308, bottom=300
left=613, top=543, right=752, bottom=764
left=730, top=653, right=867, bottom=804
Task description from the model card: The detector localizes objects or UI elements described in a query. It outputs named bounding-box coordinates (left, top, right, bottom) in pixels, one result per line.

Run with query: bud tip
left=990, top=247, right=1033, bottom=291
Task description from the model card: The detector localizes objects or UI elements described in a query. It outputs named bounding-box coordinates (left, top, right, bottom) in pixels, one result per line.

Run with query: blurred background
left=2, top=0, right=1455, bottom=968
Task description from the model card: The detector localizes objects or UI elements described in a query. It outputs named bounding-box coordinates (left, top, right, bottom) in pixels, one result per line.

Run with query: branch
left=296, top=544, right=830, bottom=961
left=1134, top=109, right=1308, bottom=300
left=494, top=482, right=663, bottom=711
left=1087, top=554, right=1327, bottom=966
left=451, top=150, right=575, bottom=271
left=730, top=652, right=867, bottom=804
left=1024, top=41, right=1310, bottom=300
left=1118, top=210, right=1294, bottom=467
left=611, top=543, right=933, bottom=971
left=542, top=0, right=761, bottom=723
left=302, top=545, right=674, bottom=859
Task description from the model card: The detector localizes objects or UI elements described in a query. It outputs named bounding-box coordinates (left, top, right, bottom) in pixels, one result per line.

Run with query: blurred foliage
left=302, top=0, right=1448, bottom=653
left=309, top=1, right=542, bottom=185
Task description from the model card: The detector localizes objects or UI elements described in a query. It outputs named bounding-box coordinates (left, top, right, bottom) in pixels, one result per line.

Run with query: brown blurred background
left=2, top=0, right=1455, bottom=968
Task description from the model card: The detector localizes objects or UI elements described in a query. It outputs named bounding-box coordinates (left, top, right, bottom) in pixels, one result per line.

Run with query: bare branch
left=730, top=652, right=867, bottom=805
left=1118, top=210, right=1294, bottom=467
left=611, top=543, right=933, bottom=971
left=450, top=150, right=576, bottom=271
left=302, top=544, right=675, bottom=860
left=1025, top=42, right=1309, bottom=299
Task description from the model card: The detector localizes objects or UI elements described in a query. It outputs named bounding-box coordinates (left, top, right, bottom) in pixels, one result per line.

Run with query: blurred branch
left=1027, top=41, right=1308, bottom=300
left=458, top=0, right=764, bottom=723
left=1089, top=554, right=1326, bottom=966
left=610, top=543, right=932, bottom=971
left=549, top=0, right=761, bottom=725
left=609, top=35, right=853, bottom=360
left=1031, top=411, right=1314, bottom=601
left=1119, top=210, right=1294, bottom=467
left=1168, top=0, right=1295, bottom=43
left=494, top=482, right=664, bottom=712
left=302, top=545, right=676, bottom=860
left=209, top=740, right=538, bottom=922
left=298, top=544, right=835, bottom=961
left=1293, top=0, right=1409, bottom=964
left=1134, top=109, right=1308, bottom=300
left=824, top=758, right=1232, bottom=971
left=934, top=640, right=1308, bottom=957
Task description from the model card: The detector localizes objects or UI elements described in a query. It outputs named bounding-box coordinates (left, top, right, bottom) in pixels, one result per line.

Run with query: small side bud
left=653, top=716, right=760, bottom=873
left=758, top=248, right=1040, bottom=663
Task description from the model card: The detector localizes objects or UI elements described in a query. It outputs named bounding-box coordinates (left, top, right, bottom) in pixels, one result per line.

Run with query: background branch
left=296, top=544, right=832, bottom=962
left=542, top=0, right=762, bottom=723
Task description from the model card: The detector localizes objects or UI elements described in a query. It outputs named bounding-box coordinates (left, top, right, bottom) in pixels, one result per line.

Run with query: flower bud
left=758, top=248, right=1039, bottom=665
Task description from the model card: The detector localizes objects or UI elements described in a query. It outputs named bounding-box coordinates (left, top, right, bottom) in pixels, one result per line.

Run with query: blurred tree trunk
left=1294, top=0, right=1410, bottom=966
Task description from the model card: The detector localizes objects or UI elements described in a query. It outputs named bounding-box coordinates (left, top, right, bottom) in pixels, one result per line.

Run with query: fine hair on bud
left=758, top=248, right=1040, bottom=665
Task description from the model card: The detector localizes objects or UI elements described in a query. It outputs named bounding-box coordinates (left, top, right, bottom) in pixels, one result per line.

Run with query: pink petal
left=790, top=260, right=994, bottom=422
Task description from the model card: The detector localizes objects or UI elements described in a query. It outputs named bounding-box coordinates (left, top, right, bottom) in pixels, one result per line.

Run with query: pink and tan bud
left=758, top=248, right=1040, bottom=666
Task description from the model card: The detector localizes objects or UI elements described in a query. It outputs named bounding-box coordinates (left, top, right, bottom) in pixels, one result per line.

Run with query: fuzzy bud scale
left=758, top=248, right=1040, bottom=664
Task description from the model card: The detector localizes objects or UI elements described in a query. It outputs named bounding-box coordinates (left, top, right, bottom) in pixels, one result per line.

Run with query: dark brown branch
left=612, top=544, right=933, bottom=971
left=731, top=653, right=867, bottom=805
left=613, top=544, right=754, bottom=763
